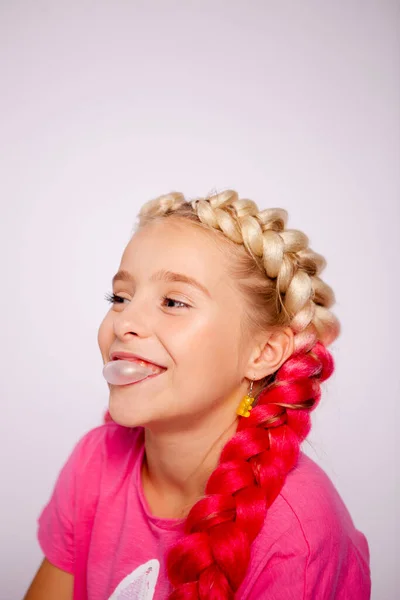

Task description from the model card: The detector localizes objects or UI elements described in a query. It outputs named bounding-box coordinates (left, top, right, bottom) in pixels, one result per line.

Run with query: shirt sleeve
left=37, top=428, right=100, bottom=574
left=246, top=527, right=371, bottom=600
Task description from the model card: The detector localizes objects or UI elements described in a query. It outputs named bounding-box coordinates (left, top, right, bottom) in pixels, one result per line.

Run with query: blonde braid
left=138, top=189, right=340, bottom=352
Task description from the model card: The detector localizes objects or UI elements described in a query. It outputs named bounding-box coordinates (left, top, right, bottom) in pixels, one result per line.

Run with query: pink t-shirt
left=37, top=422, right=370, bottom=599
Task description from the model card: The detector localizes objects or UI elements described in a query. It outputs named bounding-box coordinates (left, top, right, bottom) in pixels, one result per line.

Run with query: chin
left=107, top=395, right=150, bottom=428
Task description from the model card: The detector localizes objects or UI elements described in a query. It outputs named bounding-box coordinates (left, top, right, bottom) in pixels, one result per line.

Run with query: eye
left=104, top=292, right=190, bottom=310
left=104, top=292, right=127, bottom=304
left=161, top=295, right=190, bottom=309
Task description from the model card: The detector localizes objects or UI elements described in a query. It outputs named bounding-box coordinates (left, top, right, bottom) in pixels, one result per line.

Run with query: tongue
left=103, top=359, right=162, bottom=385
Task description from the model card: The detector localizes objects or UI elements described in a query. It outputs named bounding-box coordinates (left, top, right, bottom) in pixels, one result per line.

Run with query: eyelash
left=104, top=292, right=190, bottom=310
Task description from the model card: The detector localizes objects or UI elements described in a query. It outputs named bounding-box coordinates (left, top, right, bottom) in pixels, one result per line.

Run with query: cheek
left=170, top=312, right=242, bottom=385
left=97, top=314, right=113, bottom=356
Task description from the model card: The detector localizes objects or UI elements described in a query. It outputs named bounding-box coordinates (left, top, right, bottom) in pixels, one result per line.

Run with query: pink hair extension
left=103, top=409, right=113, bottom=423
left=166, top=341, right=334, bottom=599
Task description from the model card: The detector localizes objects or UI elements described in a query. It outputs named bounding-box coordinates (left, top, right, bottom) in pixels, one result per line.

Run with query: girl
left=24, top=190, right=371, bottom=599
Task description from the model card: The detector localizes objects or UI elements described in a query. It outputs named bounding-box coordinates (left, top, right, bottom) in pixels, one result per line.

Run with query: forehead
left=121, top=219, right=230, bottom=284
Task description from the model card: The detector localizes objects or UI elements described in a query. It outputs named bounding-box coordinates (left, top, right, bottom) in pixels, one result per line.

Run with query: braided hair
left=136, top=190, right=340, bottom=599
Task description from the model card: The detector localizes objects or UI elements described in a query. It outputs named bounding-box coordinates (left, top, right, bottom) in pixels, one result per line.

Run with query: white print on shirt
left=107, top=559, right=160, bottom=600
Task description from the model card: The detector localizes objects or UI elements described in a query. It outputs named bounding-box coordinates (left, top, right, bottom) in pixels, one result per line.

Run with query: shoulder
left=38, top=423, right=145, bottom=531
left=278, top=452, right=365, bottom=548
left=244, top=453, right=370, bottom=598
left=251, top=452, right=359, bottom=554
left=265, top=452, right=369, bottom=555
left=61, top=422, right=145, bottom=481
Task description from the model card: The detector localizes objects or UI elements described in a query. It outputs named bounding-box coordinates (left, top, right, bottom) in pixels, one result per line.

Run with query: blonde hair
left=137, top=189, right=340, bottom=356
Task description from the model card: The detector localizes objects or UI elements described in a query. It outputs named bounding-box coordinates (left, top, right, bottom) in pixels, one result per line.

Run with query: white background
left=0, top=1, right=399, bottom=598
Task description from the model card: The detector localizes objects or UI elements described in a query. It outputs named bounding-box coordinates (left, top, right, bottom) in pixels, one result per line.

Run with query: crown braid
left=139, top=189, right=340, bottom=352
left=137, top=190, right=340, bottom=599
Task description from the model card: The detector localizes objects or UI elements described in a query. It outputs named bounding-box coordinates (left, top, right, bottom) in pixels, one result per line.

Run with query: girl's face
left=98, top=219, right=254, bottom=432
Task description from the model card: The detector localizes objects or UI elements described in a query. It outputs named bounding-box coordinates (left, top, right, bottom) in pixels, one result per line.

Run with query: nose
left=112, top=294, right=152, bottom=340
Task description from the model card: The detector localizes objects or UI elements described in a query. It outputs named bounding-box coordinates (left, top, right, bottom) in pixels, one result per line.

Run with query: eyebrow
left=111, top=269, right=211, bottom=298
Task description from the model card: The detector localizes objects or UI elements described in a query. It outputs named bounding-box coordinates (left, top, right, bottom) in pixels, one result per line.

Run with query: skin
left=24, top=217, right=294, bottom=598
left=23, top=559, right=73, bottom=600
left=98, top=218, right=294, bottom=516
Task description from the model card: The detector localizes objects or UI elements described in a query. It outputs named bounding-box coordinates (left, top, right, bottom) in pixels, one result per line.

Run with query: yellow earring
left=236, top=378, right=255, bottom=417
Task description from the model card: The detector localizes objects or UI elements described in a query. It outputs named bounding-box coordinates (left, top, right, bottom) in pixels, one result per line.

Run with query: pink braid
left=166, top=341, right=334, bottom=599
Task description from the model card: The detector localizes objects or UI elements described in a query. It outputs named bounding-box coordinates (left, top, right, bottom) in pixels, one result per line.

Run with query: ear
left=245, top=327, right=294, bottom=382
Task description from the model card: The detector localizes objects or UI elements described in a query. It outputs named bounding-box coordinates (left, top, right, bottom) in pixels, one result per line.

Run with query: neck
left=141, top=408, right=239, bottom=519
